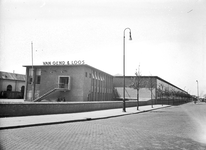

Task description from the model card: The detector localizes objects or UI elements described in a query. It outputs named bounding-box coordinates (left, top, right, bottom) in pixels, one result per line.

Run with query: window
left=36, top=76, right=41, bottom=84
left=21, top=86, right=25, bottom=93
left=28, top=68, right=33, bottom=84
left=36, top=69, right=41, bottom=84
left=85, top=72, right=87, bottom=77
left=7, top=85, right=12, bottom=91
left=58, top=76, right=71, bottom=90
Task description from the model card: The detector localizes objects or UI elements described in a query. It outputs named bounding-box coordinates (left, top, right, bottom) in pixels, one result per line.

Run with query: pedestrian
left=194, top=99, right=197, bottom=104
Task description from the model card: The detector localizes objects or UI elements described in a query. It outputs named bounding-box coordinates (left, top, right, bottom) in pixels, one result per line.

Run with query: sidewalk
left=0, top=105, right=171, bottom=130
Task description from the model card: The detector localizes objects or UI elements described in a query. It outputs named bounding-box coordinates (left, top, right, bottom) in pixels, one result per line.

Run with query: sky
left=0, top=0, right=206, bottom=97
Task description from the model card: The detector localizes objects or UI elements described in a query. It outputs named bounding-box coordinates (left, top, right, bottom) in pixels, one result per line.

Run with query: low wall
left=0, top=91, right=23, bottom=99
left=155, top=98, right=191, bottom=105
left=0, top=100, right=148, bottom=117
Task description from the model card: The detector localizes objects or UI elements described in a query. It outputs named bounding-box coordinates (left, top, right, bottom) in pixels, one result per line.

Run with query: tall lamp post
left=196, top=80, right=199, bottom=100
left=123, top=28, right=132, bottom=112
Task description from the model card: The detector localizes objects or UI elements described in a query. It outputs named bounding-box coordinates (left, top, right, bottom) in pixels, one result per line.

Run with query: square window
left=58, top=76, right=70, bottom=90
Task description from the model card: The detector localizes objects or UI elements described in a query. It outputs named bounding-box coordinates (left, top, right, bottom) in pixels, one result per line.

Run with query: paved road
left=0, top=102, right=206, bottom=150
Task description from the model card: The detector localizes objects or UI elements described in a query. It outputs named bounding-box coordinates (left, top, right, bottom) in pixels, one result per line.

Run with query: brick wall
left=0, top=101, right=148, bottom=117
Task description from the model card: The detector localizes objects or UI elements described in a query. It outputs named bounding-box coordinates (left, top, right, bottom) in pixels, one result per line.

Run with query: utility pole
left=196, top=80, right=199, bottom=100
left=31, top=42, right=34, bottom=101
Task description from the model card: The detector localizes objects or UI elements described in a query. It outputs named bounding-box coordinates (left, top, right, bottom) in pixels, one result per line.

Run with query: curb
left=0, top=105, right=171, bottom=130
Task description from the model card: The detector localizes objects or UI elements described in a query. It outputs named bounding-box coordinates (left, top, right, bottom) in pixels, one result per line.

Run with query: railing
left=58, top=83, right=69, bottom=89
left=34, top=83, right=70, bottom=102
left=34, top=88, right=58, bottom=102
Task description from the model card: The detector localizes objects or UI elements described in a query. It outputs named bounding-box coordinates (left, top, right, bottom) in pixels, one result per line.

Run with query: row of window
left=157, top=80, right=186, bottom=94
left=28, top=69, right=41, bottom=84
left=88, top=92, right=113, bottom=101
left=28, top=69, right=112, bottom=88
left=28, top=76, right=41, bottom=84
left=85, top=71, right=112, bottom=81
left=91, top=86, right=113, bottom=93
left=88, top=70, right=113, bottom=94
left=5, top=85, right=25, bottom=92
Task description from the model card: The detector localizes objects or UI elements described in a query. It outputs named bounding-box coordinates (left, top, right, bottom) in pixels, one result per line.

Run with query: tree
left=203, top=94, right=206, bottom=99
left=158, top=83, right=164, bottom=106
left=164, top=87, right=170, bottom=105
left=130, top=67, right=142, bottom=110
left=148, top=76, right=156, bottom=108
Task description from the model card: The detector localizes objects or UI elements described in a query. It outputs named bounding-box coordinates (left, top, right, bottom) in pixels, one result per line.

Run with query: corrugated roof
left=0, top=71, right=26, bottom=81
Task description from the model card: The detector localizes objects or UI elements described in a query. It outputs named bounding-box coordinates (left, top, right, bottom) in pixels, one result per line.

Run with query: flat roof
left=23, top=64, right=113, bottom=76
left=113, top=75, right=186, bottom=93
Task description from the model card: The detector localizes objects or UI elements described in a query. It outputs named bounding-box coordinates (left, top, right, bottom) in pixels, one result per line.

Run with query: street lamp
left=123, top=28, right=132, bottom=112
left=196, top=80, right=199, bottom=99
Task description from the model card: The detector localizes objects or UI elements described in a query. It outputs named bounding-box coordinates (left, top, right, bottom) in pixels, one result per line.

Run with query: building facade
left=113, top=76, right=189, bottom=103
left=24, top=65, right=113, bottom=102
left=0, top=71, right=26, bottom=98
left=24, top=64, right=189, bottom=103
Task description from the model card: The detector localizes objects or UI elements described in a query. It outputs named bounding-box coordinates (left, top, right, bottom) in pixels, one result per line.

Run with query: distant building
left=0, top=71, right=26, bottom=98
left=113, top=76, right=190, bottom=103
left=24, top=65, right=113, bottom=102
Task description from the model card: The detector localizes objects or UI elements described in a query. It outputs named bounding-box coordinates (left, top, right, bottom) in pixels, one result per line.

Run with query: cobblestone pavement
left=0, top=102, right=206, bottom=150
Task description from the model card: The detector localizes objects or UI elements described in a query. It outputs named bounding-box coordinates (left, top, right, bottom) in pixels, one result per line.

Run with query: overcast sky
left=0, top=0, right=206, bottom=96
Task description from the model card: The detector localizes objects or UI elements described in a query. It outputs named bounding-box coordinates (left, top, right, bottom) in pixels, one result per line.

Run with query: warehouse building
left=24, top=64, right=189, bottom=103
left=24, top=64, right=113, bottom=102
left=113, top=76, right=189, bottom=104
